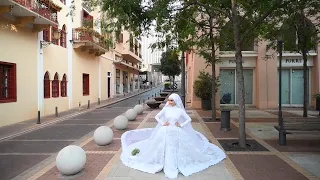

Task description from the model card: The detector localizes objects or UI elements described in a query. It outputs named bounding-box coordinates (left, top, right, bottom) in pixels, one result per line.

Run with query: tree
left=159, top=49, right=181, bottom=85
left=264, top=0, right=320, bottom=117
left=84, top=0, right=289, bottom=148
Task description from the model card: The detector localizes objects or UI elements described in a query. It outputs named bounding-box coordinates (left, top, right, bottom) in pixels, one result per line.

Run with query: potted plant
left=313, top=93, right=320, bottom=111
left=194, top=71, right=219, bottom=110
left=164, top=82, right=172, bottom=90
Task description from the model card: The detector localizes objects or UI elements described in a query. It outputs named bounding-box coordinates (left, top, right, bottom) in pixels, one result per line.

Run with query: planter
left=160, top=92, right=169, bottom=97
left=147, top=101, right=162, bottom=109
left=201, top=99, right=211, bottom=110
left=316, top=99, right=320, bottom=111
left=154, top=97, right=165, bottom=101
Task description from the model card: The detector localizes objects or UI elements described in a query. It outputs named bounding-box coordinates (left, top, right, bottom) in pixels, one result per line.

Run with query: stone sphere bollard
left=56, top=145, right=86, bottom=175
left=125, top=109, right=137, bottom=121
left=94, top=126, right=113, bottom=146
left=114, top=115, right=128, bottom=130
left=133, top=104, right=144, bottom=115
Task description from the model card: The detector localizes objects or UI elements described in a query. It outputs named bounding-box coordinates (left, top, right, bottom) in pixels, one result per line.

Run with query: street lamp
left=278, top=37, right=285, bottom=145
left=181, top=51, right=186, bottom=107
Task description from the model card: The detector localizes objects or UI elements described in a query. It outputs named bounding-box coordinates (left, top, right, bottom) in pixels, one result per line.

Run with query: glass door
left=291, top=69, right=304, bottom=104
left=236, top=69, right=254, bottom=104
left=220, top=69, right=236, bottom=104
left=280, top=69, right=290, bottom=105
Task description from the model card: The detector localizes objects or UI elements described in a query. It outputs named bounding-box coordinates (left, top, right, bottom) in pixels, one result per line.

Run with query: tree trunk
left=231, top=0, right=246, bottom=148
left=209, top=18, right=217, bottom=121
left=172, top=76, right=175, bottom=92
left=211, top=58, right=217, bottom=121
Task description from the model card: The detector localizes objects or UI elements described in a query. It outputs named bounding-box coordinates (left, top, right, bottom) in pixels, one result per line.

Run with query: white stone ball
left=114, top=115, right=128, bottom=130
left=56, top=145, right=86, bottom=175
left=94, top=126, right=113, bottom=146
left=125, top=109, right=137, bottom=121
left=133, top=104, right=144, bottom=115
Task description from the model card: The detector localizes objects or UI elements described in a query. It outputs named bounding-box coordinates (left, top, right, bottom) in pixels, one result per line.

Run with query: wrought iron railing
left=12, top=0, right=60, bottom=23
left=72, top=28, right=109, bottom=50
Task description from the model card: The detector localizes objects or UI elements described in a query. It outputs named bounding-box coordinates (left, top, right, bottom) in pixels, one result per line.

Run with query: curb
left=0, top=86, right=161, bottom=142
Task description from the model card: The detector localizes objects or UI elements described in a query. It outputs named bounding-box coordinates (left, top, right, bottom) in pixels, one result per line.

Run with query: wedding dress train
left=120, top=94, right=226, bottom=179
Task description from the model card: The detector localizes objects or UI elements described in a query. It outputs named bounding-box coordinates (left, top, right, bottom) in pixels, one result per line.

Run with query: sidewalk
left=0, top=87, right=158, bottom=141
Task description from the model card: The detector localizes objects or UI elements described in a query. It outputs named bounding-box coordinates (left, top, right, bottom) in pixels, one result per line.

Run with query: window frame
left=44, top=71, right=50, bottom=99
left=83, top=73, right=90, bottom=96
left=52, top=73, right=59, bottom=98
left=61, top=74, right=67, bottom=97
left=60, top=25, right=67, bottom=48
left=0, top=61, right=17, bottom=103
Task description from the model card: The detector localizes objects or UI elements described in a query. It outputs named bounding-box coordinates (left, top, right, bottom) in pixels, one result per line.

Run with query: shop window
left=0, top=62, right=17, bottom=103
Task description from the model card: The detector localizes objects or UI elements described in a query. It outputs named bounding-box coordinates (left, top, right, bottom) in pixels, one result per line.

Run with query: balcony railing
left=72, top=28, right=109, bottom=51
left=12, top=0, right=61, bottom=23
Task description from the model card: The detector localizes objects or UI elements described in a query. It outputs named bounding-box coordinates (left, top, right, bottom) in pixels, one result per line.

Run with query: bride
left=120, top=93, right=226, bottom=179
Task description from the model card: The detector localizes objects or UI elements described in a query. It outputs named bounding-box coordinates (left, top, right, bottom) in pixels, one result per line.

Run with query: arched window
left=44, top=71, right=50, bottom=98
left=61, top=74, right=67, bottom=97
left=60, top=25, right=67, bottom=48
left=52, top=73, right=59, bottom=98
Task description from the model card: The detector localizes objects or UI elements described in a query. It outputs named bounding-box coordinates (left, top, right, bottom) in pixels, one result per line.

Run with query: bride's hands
left=175, top=122, right=181, bottom=127
left=163, top=121, right=170, bottom=126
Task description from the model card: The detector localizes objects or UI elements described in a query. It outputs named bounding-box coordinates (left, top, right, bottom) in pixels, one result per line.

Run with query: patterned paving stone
left=264, top=139, right=320, bottom=152
left=228, top=154, right=308, bottom=180
left=111, top=124, right=140, bottom=138
left=57, top=119, right=107, bottom=125
left=206, top=123, right=251, bottom=139
left=0, top=155, right=49, bottom=180
left=11, top=125, right=100, bottom=140
left=0, top=140, right=74, bottom=153
left=83, top=139, right=121, bottom=151
left=266, top=111, right=302, bottom=117
left=232, top=118, right=278, bottom=123
left=37, top=154, right=114, bottom=180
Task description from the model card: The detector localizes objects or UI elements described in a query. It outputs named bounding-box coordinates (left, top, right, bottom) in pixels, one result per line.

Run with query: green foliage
left=159, top=49, right=181, bottom=78
left=131, top=148, right=140, bottom=156
left=313, top=93, right=320, bottom=100
left=193, top=71, right=220, bottom=100
left=164, top=82, right=172, bottom=89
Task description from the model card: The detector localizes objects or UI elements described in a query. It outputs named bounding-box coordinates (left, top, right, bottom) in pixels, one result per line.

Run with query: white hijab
left=164, top=93, right=185, bottom=110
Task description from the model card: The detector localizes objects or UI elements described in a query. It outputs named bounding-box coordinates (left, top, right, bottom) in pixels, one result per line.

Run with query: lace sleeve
left=155, top=107, right=166, bottom=125
left=180, top=110, right=192, bottom=127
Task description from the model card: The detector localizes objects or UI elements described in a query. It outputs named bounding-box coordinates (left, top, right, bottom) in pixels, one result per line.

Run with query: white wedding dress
left=120, top=94, right=226, bottom=179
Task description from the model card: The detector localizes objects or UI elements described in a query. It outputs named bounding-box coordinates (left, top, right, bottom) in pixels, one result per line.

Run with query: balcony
left=72, top=28, right=110, bottom=56
left=114, top=59, right=140, bottom=73
left=0, top=0, right=61, bottom=31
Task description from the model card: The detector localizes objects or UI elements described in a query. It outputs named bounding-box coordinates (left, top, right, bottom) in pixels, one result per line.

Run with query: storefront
left=219, top=57, right=256, bottom=106
left=279, top=56, right=313, bottom=107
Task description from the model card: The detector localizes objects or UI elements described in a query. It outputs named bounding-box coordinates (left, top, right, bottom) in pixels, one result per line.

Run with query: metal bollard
left=37, top=111, right=41, bottom=124
left=55, top=106, right=58, bottom=117
left=220, top=109, right=231, bottom=131
left=98, top=98, right=101, bottom=105
left=138, top=100, right=140, bottom=104
left=87, top=100, right=90, bottom=109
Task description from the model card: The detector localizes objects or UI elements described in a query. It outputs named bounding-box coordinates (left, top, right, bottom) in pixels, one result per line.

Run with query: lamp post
left=181, top=51, right=186, bottom=107
left=278, top=39, right=285, bottom=145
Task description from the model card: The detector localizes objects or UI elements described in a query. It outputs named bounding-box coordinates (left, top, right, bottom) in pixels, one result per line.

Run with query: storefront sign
left=279, top=57, right=313, bottom=67
left=219, top=57, right=256, bottom=68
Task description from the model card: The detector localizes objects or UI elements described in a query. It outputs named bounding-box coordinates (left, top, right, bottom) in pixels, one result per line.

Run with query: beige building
left=0, top=0, right=142, bottom=127
left=187, top=44, right=320, bottom=110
